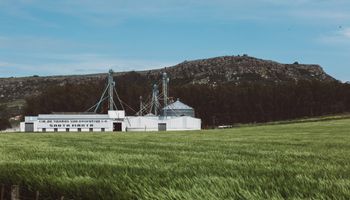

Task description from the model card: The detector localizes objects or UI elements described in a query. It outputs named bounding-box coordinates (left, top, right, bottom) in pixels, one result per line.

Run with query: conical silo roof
left=163, top=99, right=193, bottom=110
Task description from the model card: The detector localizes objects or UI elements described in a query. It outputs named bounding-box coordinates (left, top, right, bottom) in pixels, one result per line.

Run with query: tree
left=0, top=105, right=11, bottom=130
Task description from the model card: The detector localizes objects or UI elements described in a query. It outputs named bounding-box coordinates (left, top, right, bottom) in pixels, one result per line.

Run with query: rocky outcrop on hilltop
left=147, top=56, right=335, bottom=85
left=0, top=55, right=336, bottom=104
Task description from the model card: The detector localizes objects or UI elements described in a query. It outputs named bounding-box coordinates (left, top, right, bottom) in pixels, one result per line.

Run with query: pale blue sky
left=0, top=0, right=349, bottom=81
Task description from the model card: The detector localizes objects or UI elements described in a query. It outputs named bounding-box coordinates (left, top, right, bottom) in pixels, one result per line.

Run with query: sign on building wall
left=37, top=119, right=111, bottom=129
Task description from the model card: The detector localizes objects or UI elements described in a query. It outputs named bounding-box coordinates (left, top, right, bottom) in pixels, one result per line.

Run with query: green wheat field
left=0, top=119, right=350, bottom=199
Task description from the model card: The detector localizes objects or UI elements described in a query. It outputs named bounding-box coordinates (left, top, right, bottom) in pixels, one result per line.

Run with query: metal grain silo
left=161, top=99, right=195, bottom=117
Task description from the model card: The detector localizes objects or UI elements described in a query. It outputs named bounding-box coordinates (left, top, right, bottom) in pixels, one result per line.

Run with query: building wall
left=166, top=116, right=201, bottom=131
left=126, top=116, right=201, bottom=131
left=21, top=116, right=126, bottom=132
left=125, top=117, right=159, bottom=131
left=20, top=122, right=25, bottom=132
left=21, top=114, right=200, bottom=132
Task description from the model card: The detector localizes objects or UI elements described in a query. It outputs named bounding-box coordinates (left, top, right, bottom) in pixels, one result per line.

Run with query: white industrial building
left=21, top=110, right=125, bottom=132
left=20, top=70, right=201, bottom=132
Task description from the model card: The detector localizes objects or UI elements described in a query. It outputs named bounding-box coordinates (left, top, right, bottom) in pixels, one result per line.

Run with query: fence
left=0, top=184, right=67, bottom=200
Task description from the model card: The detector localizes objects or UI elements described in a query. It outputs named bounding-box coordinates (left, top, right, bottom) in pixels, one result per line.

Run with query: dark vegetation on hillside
left=23, top=72, right=350, bottom=127
left=0, top=105, right=11, bottom=130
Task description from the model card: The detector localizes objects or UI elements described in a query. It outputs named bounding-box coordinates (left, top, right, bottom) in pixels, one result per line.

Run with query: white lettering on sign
left=37, top=119, right=110, bottom=129
left=49, top=124, right=94, bottom=128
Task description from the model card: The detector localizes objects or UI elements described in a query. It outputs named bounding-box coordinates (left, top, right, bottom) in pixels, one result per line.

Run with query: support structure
left=150, top=84, right=160, bottom=115
left=86, top=69, right=119, bottom=113
left=162, top=72, right=169, bottom=108
left=162, top=72, right=170, bottom=118
left=139, top=96, right=143, bottom=116
left=108, top=69, right=115, bottom=111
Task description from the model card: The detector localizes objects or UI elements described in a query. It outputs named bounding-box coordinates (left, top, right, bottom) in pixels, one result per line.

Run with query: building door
left=25, top=123, right=34, bottom=132
left=158, top=123, right=167, bottom=131
left=113, top=123, right=122, bottom=132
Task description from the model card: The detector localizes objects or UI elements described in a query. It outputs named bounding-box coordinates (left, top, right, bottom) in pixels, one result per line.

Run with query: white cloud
left=290, top=10, right=350, bottom=22
left=317, top=27, right=350, bottom=46
left=0, top=35, right=76, bottom=51
left=0, top=61, right=11, bottom=67
left=342, top=28, right=350, bottom=38
left=0, top=34, right=176, bottom=76
left=0, top=53, right=175, bottom=77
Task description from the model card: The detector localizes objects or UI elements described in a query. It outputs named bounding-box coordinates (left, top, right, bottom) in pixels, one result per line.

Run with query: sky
left=0, top=0, right=349, bottom=81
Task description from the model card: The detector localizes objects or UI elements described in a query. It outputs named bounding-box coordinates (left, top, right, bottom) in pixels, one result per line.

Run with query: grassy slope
left=0, top=119, right=349, bottom=199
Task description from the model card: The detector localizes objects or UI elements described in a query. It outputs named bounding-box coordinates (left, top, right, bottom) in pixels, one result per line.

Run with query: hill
left=0, top=55, right=335, bottom=102
left=0, top=118, right=349, bottom=199
left=0, top=55, right=341, bottom=128
left=149, top=55, right=335, bottom=84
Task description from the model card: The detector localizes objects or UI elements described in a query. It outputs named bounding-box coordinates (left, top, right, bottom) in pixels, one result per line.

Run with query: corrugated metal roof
left=163, top=99, right=193, bottom=110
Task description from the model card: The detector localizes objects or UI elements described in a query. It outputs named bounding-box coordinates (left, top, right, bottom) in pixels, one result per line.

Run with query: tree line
left=0, top=105, right=11, bottom=130
left=22, top=72, right=350, bottom=128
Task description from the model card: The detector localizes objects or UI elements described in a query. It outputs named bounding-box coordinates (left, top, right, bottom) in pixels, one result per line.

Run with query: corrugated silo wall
left=162, top=109, right=195, bottom=117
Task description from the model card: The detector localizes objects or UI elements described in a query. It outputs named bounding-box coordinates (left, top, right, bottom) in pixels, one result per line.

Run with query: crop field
left=0, top=119, right=350, bottom=199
